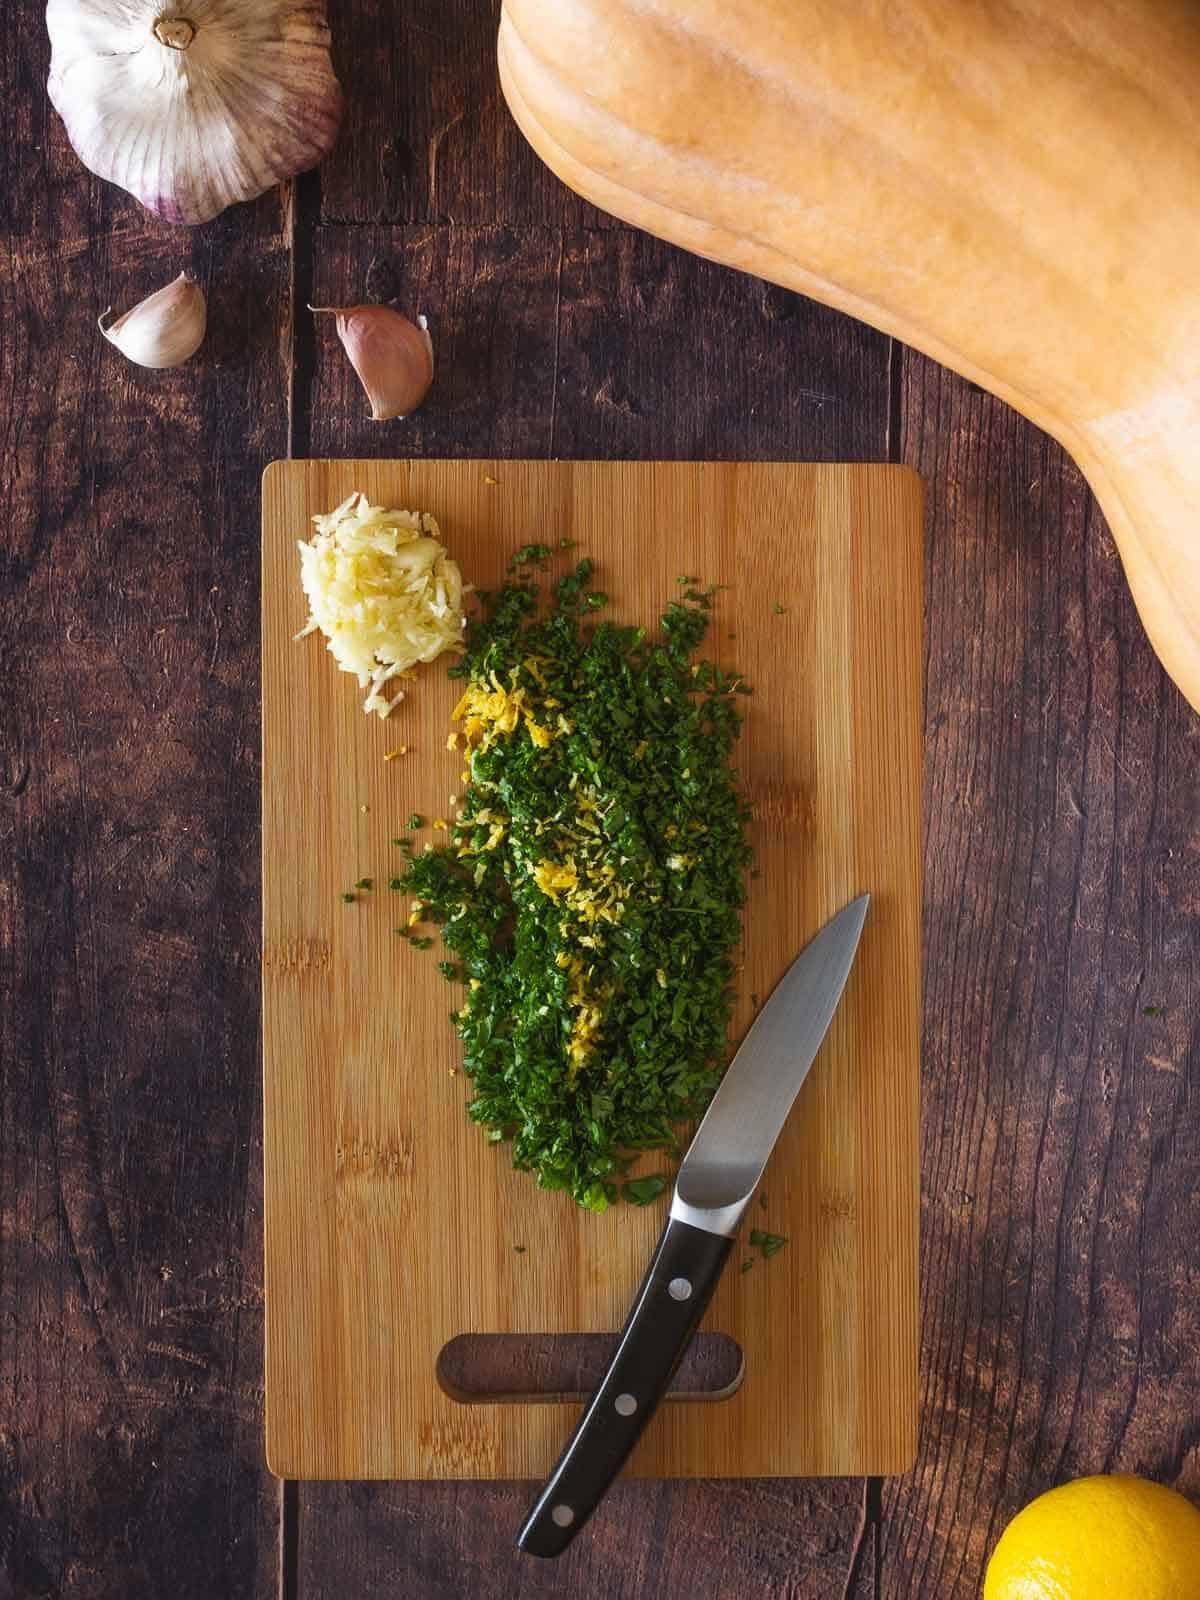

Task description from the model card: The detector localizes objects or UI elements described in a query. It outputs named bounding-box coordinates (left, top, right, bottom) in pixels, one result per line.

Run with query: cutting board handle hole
left=436, top=1332, right=744, bottom=1405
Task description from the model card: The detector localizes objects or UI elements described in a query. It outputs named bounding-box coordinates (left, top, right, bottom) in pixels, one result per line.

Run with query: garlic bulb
left=99, top=272, right=206, bottom=368
left=312, top=306, right=434, bottom=421
left=46, top=0, right=344, bottom=225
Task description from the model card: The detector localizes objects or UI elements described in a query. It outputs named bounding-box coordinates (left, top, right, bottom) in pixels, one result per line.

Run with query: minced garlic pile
left=295, top=491, right=466, bottom=716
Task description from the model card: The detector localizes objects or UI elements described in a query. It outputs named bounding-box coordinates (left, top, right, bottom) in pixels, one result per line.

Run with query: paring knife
left=517, top=893, right=871, bottom=1558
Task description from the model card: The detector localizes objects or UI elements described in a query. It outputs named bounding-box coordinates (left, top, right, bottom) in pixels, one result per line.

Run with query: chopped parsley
left=407, top=813, right=425, bottom=831
left=507, top=542, right=553, bottom=572
left=341, top=892, right=357, bottom=904
left=622, top=1174, right=669, bottom=1206
left=355, top=877, right=373, bottom=891
left=749, top=1228, right=787, bottom=1259
left=396, top=555, right=752, bottom=1210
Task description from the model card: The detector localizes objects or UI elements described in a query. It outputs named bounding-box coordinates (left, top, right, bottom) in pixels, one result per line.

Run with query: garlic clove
left=46, top=0, right=344, bottom=226
left=98, top=272, right=207, bottom=369
left=312, top=305, right=434, bottom=421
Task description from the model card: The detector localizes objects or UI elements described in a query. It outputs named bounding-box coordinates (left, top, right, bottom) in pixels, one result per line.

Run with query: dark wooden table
left=3, top=4, right=1198, bottom=1596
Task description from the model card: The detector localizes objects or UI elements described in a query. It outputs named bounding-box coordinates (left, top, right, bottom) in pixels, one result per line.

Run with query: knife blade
left=517, top=893, right=870, bottom=1558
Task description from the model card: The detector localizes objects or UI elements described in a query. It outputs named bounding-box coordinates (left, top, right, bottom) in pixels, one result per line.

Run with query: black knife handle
left=517, top=1215, right=734, bottom=1558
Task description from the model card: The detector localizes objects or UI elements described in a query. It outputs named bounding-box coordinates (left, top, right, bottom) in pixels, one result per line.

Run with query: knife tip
left=842, top=891, right=871, bottom=941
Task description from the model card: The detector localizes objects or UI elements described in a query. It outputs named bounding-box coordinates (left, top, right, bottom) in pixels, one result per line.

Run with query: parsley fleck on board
left=622, top=1174, right=670, bottom=1207
left=397, top=555, right=752, bottom=1211
left=749, top=1228, right=788, bottom=1259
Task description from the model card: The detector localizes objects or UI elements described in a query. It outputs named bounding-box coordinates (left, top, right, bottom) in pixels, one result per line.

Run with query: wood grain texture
left=302, top=224, right=893, bottom=463
left=435, top=1329, right=743, bottom=1399
left=880, top=358, right=1200, bottom=1596
left=319, top=0, right=607, bottom=226
left=262, top=459, right=921, bottom=1482
left=0, top=9, right=285, bottom=1596
left=304, top=225, right=563, bottom=459
left=295, top=1476, right=870, bottom=1600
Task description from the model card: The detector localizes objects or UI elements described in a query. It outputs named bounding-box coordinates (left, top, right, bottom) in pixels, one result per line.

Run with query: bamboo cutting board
left=262, top=459, right=922, bottom=1481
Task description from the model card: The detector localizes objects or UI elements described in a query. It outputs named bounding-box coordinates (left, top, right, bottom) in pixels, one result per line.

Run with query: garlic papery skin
left=313, top=306, right=434, bottom=421
left=46, top=0, right=344, bottom=225
left=98, top=273, right=206, bottom=368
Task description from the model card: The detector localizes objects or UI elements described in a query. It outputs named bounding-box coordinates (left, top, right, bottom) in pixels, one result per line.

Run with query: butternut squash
left=498, top=0, right=1200, bottom=711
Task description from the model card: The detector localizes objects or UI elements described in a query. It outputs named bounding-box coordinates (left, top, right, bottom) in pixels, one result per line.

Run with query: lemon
left=985, top=1474, right=1200, bottom=1599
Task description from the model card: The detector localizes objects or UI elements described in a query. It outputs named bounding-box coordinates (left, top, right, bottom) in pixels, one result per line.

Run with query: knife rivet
left=614, top=1393, right=637, bottom=1416
left=551, top=1504, right=575, bottom=1528
left=668, top=1277, right=693, bottom=1301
